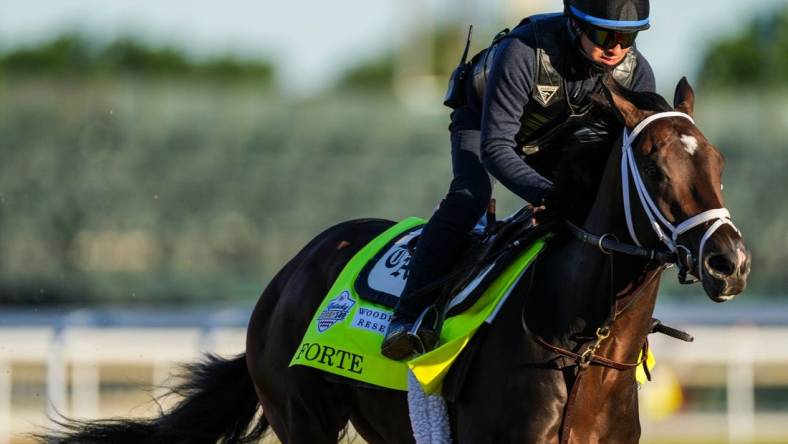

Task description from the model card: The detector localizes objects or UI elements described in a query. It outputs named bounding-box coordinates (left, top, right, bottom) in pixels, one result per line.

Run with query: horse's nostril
left=706, top=253, right=736, bottom=277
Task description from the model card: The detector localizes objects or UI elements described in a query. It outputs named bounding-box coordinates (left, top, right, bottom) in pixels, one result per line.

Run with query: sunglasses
left=583, top=25, right=639, bottom=50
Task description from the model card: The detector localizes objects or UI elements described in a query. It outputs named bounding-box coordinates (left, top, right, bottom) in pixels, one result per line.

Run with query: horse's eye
left=644, top=164, right=659, bottom=178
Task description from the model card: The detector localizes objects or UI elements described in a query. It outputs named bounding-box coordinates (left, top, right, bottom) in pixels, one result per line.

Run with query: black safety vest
left=471, top=13, right=637, bottom=156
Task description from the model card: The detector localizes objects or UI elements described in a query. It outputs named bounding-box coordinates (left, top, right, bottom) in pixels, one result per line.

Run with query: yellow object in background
left=639, top=360, right=684, bottom=420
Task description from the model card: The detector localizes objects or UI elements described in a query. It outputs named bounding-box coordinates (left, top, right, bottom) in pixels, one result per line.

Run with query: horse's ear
left=603, top=76, right=649, bottom=129
left=673, top=77, right=695, bottom=116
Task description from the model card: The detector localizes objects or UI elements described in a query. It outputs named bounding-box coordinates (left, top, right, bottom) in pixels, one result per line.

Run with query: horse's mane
left=613, top=87, right=673, bottom=113
left=533, top=84, right=672, bottom=223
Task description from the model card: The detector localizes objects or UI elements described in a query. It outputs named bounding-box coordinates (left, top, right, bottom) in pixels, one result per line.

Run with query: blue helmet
left=565, top=0, right=650, bottom=32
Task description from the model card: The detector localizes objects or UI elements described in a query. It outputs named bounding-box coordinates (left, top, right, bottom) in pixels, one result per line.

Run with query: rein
left=565, top=221, right=673, bottom=263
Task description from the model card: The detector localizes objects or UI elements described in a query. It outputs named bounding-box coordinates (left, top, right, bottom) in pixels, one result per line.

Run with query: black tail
left=36, top=354, right=269, bottom=444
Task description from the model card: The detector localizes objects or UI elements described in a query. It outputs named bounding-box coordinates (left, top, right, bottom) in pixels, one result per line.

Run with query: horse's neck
left=540, top=141, right=661, bottom=345
left=552, top=139, right=664, bottom=442
left=585, top=141, right=662, bottom=336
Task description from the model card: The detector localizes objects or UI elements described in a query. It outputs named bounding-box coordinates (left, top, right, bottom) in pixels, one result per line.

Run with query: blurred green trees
left=341, top=4, right=788, bottom=93
left=0, top=34, right=274, bottom=82
left=337, top=57, right=395, bottom=91
left=699, top=5, right=788, bottom=89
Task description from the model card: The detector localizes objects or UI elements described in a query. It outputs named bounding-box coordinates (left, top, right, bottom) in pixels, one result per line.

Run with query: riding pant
left=394, top=127, right=493, bottom=318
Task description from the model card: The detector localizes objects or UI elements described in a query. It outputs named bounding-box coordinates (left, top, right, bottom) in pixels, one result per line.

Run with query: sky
left=0, top=0, right=785, bottom=96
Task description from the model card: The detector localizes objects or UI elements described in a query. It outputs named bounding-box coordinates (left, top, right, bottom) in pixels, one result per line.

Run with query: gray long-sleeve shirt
left=451, top=18, right=656, bottom=205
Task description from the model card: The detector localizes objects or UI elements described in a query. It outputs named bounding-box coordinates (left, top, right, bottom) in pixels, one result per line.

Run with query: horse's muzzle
left=702, top=240, right=751, bottom=302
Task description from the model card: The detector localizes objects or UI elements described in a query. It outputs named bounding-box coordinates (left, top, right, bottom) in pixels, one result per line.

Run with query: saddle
left=354, top=203, right=557, bottom=318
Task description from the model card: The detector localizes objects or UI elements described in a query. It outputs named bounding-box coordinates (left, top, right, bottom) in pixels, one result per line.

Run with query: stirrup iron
left=408, top=305, right=440, bottom=354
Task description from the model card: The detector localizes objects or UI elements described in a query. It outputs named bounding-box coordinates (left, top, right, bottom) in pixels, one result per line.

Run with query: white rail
left=2, top=325, right=788, bottom=444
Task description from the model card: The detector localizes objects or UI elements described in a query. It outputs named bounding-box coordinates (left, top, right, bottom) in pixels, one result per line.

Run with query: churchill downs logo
left=317, top=290, right=355, bottom=333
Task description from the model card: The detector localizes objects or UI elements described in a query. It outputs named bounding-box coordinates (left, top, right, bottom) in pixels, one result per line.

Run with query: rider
left=382, top=0, right=657, bottom=360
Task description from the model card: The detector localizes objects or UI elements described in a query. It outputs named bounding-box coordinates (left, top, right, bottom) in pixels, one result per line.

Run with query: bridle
left=535, top=111, right=742, bottom=371
left=570, top=111, right=741, bottom=283
left=620, top=111, right=741, bottom=282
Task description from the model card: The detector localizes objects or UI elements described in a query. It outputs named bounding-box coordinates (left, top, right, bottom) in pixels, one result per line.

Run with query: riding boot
left=381, top=205, right=460, bottom=360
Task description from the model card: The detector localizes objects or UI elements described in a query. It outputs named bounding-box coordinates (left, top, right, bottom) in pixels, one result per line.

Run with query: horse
left=39, top=78, right=750, bottom=444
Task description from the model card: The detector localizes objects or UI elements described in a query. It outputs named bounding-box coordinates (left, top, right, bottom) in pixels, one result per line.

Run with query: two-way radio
left=442, top=25, right=474, bottom=109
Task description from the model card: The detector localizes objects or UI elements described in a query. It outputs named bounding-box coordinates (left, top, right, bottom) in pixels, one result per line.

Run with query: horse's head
left=605, top=77, right=751, bottom=302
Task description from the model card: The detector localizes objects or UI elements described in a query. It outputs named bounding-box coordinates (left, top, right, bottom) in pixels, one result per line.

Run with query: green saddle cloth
left=289, top=217, right=547, bottom=394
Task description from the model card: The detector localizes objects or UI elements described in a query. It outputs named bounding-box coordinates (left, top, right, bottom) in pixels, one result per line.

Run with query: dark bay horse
left=41, top=79, right=750, bottom=444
